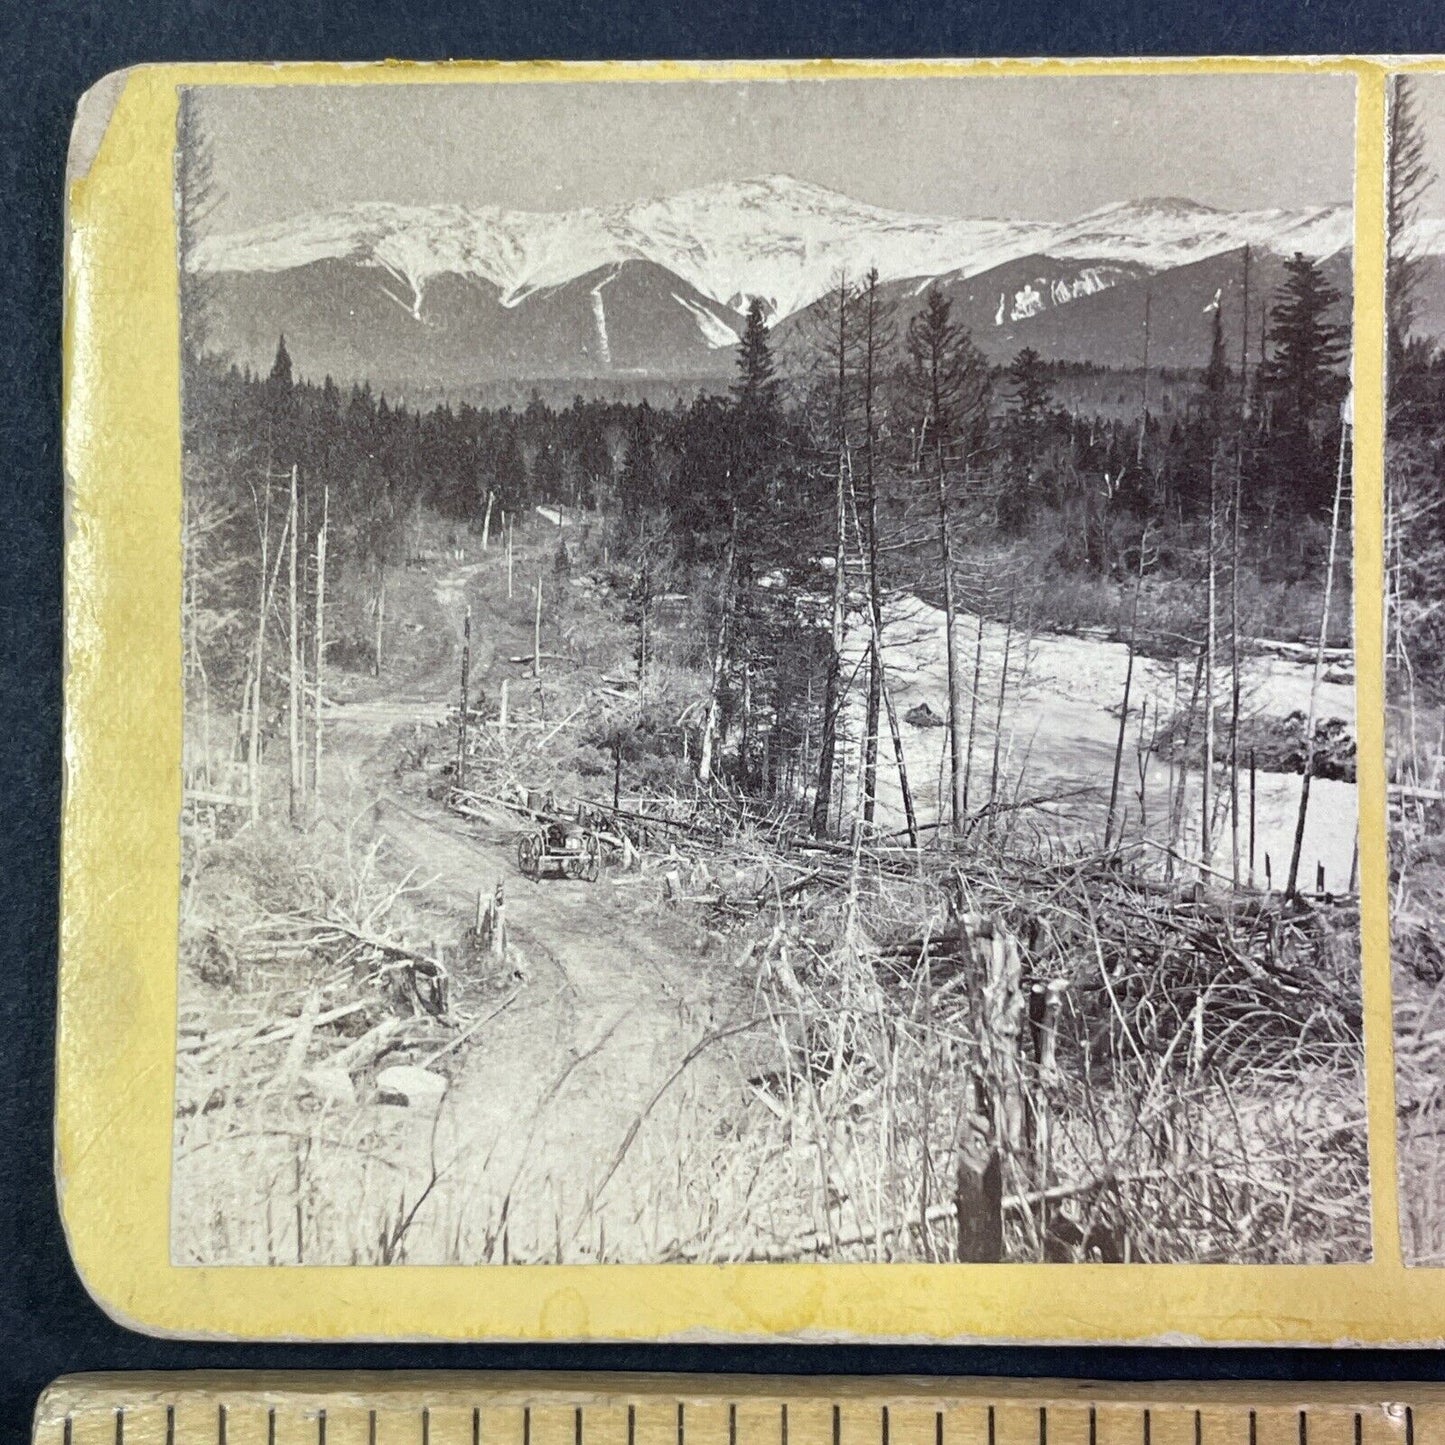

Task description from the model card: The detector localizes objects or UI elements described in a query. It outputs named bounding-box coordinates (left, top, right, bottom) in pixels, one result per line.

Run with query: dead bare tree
left=287, top=463, right=303, bottom=828
left=812, top=275, right=853, bottom=837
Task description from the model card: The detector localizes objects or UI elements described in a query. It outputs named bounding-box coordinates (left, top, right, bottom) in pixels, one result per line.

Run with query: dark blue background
left=7, top=4, right=1445, bottom=1440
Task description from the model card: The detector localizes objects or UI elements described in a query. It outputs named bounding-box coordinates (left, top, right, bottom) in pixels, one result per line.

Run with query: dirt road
left=322, top=553, right=760, bottom=1263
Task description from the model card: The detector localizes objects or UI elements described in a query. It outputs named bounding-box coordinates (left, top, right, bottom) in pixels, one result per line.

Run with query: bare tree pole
left=962, top=595, right=987, bottom=814
left=1105, top=526, right=1149, bottom=851
left=247, top=482, right=275, bottom=824
left=857, top=267, right=894, bottom=830
left=698, top=509, right=738, bottom=785
left=1231, top=247, right=1254, bottom=884
left=372, top=569, right=385, bottom=679
left=1287, top=420, right=1350, bottom=897
left=812, top=275, right=851, bottom=837
left=311, top=483, right=328, bottom=820
left=1136, top=290, right=1152, bottom=467
left=1202, top=450, right=1218, bottom=873
left=482, top=490, right=495, bottom=551
left=456, top=605, right=472, bottom=791
left=287, top=463, right=303, bottom=829
left=847, top=480, right=918, bottom=847
left=987, top=577, right=1018, bottom=812
left=532, top=574, right=543, bottom=681
left=506, top=515, right=514, bottom=600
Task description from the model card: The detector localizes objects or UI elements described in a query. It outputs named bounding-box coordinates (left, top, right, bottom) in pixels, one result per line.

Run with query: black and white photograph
left=174, top=71, right=1369, bottom=1267
left=1385, top=73, right=1445, bottom=1267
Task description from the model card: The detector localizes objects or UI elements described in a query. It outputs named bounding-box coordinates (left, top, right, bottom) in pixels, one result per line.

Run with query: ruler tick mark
left=730, top=1404, right=738, bottom=1445
left=1089, top=1407, right=1097, bottom=1445
left=268, top=1407, right=277, bottom=1445
left=219, top=1404, right=228, bottom=1445
left=628, top=1405, right=636, bottom=1445
left=1299, top=1411, right=1308, bottom=1445
left=988, top=1406, right=996, bottom=1445
left=166, top=1408, right=174, bottom=1445
left=679, top=1401, right=686, bottom=1445
left=1144, top=1408, right=1152, bottom=1445
left=935, top=1410, right=944, bottom=1445
left=1406, top=1409, right=1415, bottom=1445
left=525, top=1406, right=532, bottom=1445
left=833, top=1403, right=841, bottom=1445
left=319, top=1407, right=327, bottom=1445
left=576, top=1405, right=584, bottom=1445
left=782, top=1402, right=790, bottom=1445
left=1354, top=1416, right=1363, bottom=1445
left=882, top=1404, right=890, bottom=1445
left=1040, top=1405, right=1048, bottom=1445
left=63, top=1416, right=72, bottom=1445
left=1250, top=1411, right=1258, bottom=1445
left=114, top=1407, right=124, bottom=1445
left=1194, top=1410, right=1202, bottom=1445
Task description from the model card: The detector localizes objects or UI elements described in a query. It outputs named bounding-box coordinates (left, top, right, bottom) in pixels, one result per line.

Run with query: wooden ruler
left=29, top=1375, right=1442, bottom=1445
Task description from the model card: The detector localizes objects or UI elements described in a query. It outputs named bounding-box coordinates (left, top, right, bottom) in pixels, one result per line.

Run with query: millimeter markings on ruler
left=30, top=1375, right=1438, bottom=1445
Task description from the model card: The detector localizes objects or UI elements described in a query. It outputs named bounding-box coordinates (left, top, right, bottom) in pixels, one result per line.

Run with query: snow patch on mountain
left=672, top=293, right=741, bottom=349
left=193, top=176, right=1366, bottom=348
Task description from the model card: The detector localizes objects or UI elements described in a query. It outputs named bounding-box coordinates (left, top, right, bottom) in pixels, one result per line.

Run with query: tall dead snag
left=287, top=463, right=303, bottom=829
left=812, top=275, right=852, bottom=837
left=532, top=575, right=543, bottom=681
left=247, top=480, right=284, bottom=824
left=372, top=570, right=385, bottom=678
left=904, top=284, right=990, bottom=834
left=1231, top=245, right=1251, bottom=886
left=846, top=483, right=918, bottom=847
left=1137, top=289, right=1152, bottom=466
left=858, top=267, right=893, bottom=830
left=1105, top=526, right=1150, bottom=850
left=699, top=509, right=738, bottom=786
left=1202, top=449, right=1218, bottom=872
left=953, top=908, right=1025, bottom=1262
left=987, top=579, right=1018, bottom=812
left=1287, top=417, right=1350, bottom=897
left=311, top=483, right=328, bottom=819
left=963, top=601, right=985, bottom=813
left=456, top=606, right=472, bottom=790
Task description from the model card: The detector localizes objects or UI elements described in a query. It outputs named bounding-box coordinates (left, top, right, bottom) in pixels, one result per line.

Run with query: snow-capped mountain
left=193, top=175, right=1059, bottom=325
left=193, top=175, right=1365, bottom=392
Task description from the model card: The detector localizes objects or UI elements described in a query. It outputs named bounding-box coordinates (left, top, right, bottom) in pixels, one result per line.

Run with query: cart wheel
left=517, top=830, right=541, bottom=880
left=581, top=832, right=601, bottom=883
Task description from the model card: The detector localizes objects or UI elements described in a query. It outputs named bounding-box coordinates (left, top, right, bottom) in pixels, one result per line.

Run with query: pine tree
left=1006, top=347, right=1051, bottom=424
left=1261, top=253, right=1348, bottom=436
left=1388, top=75, right=1435, bottom=371
left=732, top=298, right=781, bottom=508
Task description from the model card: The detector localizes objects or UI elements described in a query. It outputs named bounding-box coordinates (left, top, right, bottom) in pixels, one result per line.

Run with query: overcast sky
left=193, top=72, right=1356, bottom=235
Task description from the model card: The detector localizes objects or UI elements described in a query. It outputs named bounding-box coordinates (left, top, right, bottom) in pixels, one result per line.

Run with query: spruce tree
left=731, top=298, right=781, bottom=510
left=1262, top=253, right=1348, bottom=435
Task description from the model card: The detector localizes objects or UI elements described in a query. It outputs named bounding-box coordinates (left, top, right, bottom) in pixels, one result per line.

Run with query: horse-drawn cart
left=515, top=800, right=603, bottom=882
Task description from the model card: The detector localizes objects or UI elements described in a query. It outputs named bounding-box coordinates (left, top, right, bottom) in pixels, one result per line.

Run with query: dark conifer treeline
left=183, top=249, right=1351, bottom=820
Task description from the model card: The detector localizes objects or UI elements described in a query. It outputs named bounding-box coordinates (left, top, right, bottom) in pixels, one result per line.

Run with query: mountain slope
left=195, top=176, right=1363, bottom=390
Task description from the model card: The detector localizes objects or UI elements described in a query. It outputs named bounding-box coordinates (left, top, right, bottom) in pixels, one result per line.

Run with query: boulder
left=301, top=1065, right=355, bottom=1107
left=905, top=701, right=945, bottom=729
left=375, top=1065, right=448, bottom=1110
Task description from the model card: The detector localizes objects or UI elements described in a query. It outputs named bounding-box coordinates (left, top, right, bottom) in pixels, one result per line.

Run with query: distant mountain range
left=193, top=174, right=1368, bottom=396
